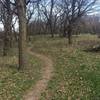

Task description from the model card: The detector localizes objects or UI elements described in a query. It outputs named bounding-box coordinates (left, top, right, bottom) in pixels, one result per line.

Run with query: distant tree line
left=28, top=15, right=100, bottom=35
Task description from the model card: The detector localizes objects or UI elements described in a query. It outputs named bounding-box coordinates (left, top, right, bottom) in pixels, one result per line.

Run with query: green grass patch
left=0, top=50, right=42, bottom=100
left=30, top=35, right=100, bottom=100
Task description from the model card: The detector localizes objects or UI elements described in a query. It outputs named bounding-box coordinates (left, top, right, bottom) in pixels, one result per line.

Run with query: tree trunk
left=50, top=25, right=54, bottom=38
left=16, top=0, right=27, bottom=70
left=3, top=20, right=12, bottom=56
left=3, top=30, right=9, bottom=56
left=67, top=25, right=72, bottom=45
left=63, top=23, right=67, bottom=37
left=3, top=0, right=12, bottom=56
left=26, top=24, right=29, bottom=41
left=63, top=28, right=67, bottom=37
left=51, top=30, right=54, bottom=38
left=26, top=24, right=31, bottom=41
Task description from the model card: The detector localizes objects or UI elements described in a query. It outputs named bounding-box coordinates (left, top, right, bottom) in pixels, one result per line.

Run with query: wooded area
left=0, top=0, right=100, bottom=100
left=0, top=0, right=97, bottom=69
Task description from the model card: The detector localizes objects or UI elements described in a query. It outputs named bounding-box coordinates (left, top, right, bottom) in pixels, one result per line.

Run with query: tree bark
left=3, top=28, right=9, bottom=56
left=3, top=0, right=13, bottom=56
left=67, top=25, right=72, bottom=45
left=63, top=28, right=67, bottom=37
left=3, top=19, right=12, bottom=56
left=50, top=26, right=54, bottom=38
left=16, top=0, right=27, bottom=70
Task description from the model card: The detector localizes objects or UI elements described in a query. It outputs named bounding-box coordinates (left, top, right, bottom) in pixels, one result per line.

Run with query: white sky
left=0, top=22, right=4, bottom=31
left=0, top=0, right=100, bottom=31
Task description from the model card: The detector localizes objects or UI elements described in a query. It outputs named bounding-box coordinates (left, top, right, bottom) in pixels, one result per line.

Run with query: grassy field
left=31, top=34, right=100, bottom=100
left=0, top=48, right=43, bottom=100
left=0, top=34, right=100, bottom=100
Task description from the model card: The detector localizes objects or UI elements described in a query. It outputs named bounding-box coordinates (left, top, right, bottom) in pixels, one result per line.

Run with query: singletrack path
left=24, top=48, right=53, bottom=100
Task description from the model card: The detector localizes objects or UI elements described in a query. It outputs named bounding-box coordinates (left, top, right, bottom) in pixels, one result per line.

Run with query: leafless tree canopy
left=0, top=0, right=98, bottom=69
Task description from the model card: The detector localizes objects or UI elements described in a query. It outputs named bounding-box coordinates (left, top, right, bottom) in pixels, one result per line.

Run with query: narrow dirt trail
left=23, top=48, right=53, bottom=100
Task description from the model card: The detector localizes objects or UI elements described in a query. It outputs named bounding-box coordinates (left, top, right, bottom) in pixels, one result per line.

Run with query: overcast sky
left=0, top=0, right=100, bottom=31
left=93, top=0, right=100, bottom=15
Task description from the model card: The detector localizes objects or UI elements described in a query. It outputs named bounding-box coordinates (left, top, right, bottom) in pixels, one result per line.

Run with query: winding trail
left=23, top=48, right=53, bottom=100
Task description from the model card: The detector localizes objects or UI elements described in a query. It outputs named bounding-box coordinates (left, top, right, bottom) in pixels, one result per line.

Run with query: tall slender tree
left=0, top=0, right=13, bottom=56
left=16, top=0, right=27, bottom=70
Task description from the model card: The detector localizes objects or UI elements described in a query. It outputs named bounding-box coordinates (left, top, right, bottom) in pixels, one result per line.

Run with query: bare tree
left=26, top=1, right=38, bottom=40
left=59, top=0, right=96, bottom=44
left=16, top=0, right=27, bottom=70
left=40, top=0, right=57, bottom=37
left=0, top=0, right=13, bottom=56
